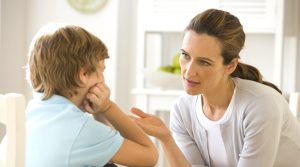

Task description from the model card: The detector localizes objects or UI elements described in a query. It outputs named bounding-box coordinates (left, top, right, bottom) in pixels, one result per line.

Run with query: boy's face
left=85, top=60, right=105, bottom=90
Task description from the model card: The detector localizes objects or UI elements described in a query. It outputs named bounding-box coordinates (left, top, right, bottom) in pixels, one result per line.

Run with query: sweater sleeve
left=170, top=100, right=208, bottom=167
left=238, top=94, right=283, bottom=167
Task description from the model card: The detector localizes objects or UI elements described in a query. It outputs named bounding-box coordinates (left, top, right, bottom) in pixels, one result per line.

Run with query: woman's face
left=180, top=31, right=232, bottom=95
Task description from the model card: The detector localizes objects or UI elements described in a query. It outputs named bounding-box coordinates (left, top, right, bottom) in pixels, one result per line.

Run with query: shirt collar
left=32, top=91, right=73, bottom=105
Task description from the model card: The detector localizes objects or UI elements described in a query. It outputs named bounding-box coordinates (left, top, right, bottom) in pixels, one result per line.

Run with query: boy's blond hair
left=26, top=24, right=109, bottom=99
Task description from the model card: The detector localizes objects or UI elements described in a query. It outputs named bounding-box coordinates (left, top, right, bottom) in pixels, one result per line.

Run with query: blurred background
left=0, top=0, right=138, bottom=111
left=1, top=0, right=300, bottom=111
left=1, top=0, right=300, bottom=166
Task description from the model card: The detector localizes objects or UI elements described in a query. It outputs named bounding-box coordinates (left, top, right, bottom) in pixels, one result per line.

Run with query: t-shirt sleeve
left=69, top=118, right=123, bottom=167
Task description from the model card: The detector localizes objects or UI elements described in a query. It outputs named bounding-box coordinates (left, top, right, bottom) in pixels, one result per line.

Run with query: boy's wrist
left=101, top=101, right=113, bottom=113
left=94, top=100, right=113, bottom=114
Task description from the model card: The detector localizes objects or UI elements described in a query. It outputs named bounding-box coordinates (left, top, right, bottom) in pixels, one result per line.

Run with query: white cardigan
left=170, top=78, right=300, bottom=167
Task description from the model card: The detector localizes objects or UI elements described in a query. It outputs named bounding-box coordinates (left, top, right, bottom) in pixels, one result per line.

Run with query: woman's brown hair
left=185, top=9, right=281, bottom=93
left=26, top=24, right=109, bottom=99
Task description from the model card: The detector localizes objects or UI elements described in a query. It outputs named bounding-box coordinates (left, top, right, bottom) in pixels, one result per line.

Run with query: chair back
left=289, top=92, right=300, bottom=121
left=0, top=93, right=26, bottom=167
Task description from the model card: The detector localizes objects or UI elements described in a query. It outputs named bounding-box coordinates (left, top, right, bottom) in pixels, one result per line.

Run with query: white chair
left=0, top=93, right=26, bottom=167
left=0, top=123, right=5, bottom=145
left=289, top=92, right=300, bottom=121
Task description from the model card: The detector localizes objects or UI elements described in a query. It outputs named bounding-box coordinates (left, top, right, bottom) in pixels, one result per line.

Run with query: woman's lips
left=184, top=78, right=199, bottom=87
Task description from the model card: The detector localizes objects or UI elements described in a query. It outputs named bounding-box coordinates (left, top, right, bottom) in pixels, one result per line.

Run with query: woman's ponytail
left=231, top=62, right=262, bottom=82
left=231, top=63, right=282, bottom=94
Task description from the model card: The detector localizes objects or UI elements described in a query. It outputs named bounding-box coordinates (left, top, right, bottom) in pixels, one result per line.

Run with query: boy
left=26, top=24, right=158, bottom=167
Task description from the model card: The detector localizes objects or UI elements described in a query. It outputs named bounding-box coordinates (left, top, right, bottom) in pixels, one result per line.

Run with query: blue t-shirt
left=26, top=93, right=123, bottom=167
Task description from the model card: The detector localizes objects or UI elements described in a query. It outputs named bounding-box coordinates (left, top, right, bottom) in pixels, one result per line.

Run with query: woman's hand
left=130, top=108, right=172, bottom=142
left=82, top=83, right=112, bottom=114
left=131, top=108, right=192, bottom=167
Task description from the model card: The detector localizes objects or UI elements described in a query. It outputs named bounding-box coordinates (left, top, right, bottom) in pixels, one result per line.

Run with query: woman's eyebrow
left=181, top=49, right=215, bottom=63
left=180, top=49, right=189, bottom=55
left=196, top=57, right=215, bottom=63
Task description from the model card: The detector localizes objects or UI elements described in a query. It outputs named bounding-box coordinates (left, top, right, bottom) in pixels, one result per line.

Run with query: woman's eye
left=198, top=60, right=210, bottom=66
left=181, top=53, right=190, bottom=60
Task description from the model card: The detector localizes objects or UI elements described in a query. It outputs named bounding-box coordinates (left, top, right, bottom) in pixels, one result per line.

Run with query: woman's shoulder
left=232, top=78, right=288, bottom=117
left=233, top=77, right=282, bottom=100
left=175, top=93, right=198, bottom=108
left=171, top=93, right=198, bottom=120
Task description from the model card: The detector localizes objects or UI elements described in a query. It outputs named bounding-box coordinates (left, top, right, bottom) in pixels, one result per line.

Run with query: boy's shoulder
left=26, top=93, right=88, bottom=124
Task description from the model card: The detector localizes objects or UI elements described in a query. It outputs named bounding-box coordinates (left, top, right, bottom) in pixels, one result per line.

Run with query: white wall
left=297, top=1, right=300, bottom=91
left=279, top=0, right=300, bottom=94
left=115, top=0, right=138, bottom=111
left=0, top=0, right=27, bottom=96
left=240, top=34, right=275, bottom=82
left=1, top=0, right=299, bottom=111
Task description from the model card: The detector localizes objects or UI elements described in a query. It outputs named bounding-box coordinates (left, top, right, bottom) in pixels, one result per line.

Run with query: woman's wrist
left=159, top=130, right=173, bottom=144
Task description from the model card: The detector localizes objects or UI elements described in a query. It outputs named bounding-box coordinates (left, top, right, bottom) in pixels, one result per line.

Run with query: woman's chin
left=184, top=87, right=201, bottom=96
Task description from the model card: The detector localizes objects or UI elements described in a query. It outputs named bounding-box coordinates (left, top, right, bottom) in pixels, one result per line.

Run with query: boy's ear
left=227, top=58, right=238, bottom=74
left=79, top=68, right=88, bottom=84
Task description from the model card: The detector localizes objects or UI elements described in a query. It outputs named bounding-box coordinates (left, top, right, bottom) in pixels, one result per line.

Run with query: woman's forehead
left=182, top=31, right=222, bottom=59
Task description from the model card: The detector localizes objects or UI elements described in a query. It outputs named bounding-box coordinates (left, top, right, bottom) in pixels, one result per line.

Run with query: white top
left=170, top=78, right=300, bottom=167
left=196, top=90, right=236, bottom=167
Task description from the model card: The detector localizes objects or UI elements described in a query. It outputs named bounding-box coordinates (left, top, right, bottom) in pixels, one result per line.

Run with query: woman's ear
left=226, top=58, right=239, bottom=75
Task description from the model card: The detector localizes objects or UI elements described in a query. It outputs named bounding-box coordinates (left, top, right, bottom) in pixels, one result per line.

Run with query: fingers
left=129, top=115, right=138, bottom=121
left=130, top=107, right=151, bottom=118
left=82, top=100, right=94, bottom=114
left=96, top=83, right=110, bottom=98
left=86, top=91, right=99, bottom=104
left=128, top=114, right=154, bottom=135
left=84, top=82, right=112, bottom=114
left=129, top=116, right=148, bottom=133
left=87, top=83, right=109, bottom=100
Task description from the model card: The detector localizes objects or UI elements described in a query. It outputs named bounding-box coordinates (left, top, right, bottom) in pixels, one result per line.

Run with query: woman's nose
left=185, top=62, right=197, bottom=77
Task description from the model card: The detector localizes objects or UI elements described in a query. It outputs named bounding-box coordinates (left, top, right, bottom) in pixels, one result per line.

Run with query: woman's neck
left=201, top=79, right=235, bottom=121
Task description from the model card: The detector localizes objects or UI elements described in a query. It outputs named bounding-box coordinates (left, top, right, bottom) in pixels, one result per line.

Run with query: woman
left=131, top=9, right=300, bottom=167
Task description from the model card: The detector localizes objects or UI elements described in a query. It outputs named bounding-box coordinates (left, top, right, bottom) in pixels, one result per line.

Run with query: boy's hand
left=83, top=83, right=112, bottom=114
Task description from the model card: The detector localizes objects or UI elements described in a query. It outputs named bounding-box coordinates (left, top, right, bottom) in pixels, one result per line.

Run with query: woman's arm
left=131, top=108, right=191, bottom=167
left=160, top=135, right=192, bottom=167
left=237, top=95, right=283, bottom=167
left=83, top=83, right=158, bottom=167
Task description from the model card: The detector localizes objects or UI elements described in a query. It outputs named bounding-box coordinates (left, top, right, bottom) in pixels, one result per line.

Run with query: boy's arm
left=94, top=102, right=158, bottom=166
left=92, top=113, right=113, bottom=128
left=83, top=83, right=158, bottom=166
